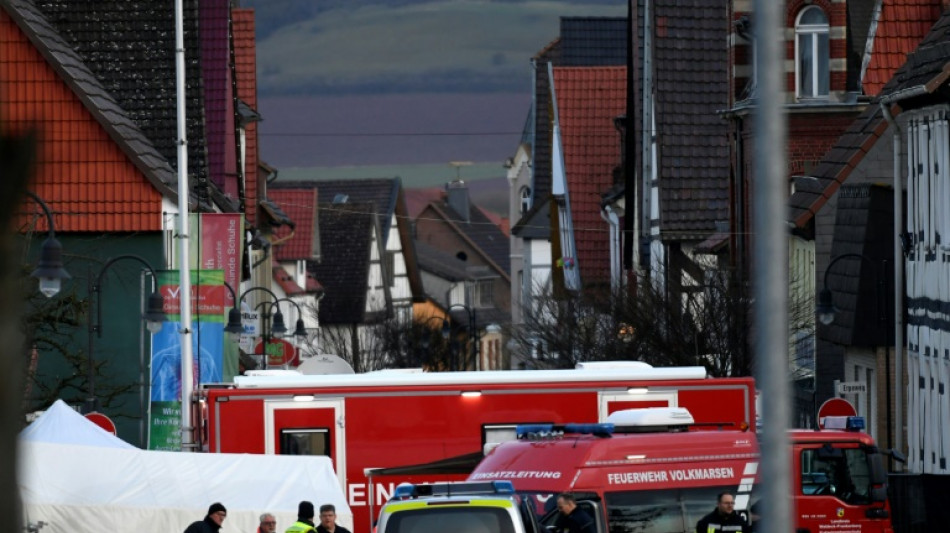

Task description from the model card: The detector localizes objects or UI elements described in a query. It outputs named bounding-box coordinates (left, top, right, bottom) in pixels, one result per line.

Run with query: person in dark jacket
left=554, top=493, right=594, bottom=533
left=695, top=492, right=749, bottom=533
left=316, top=504, right=351, bottom=533
left=184, top=502, right=227, bottom=533
left=285, top=501, right=317, bottom=533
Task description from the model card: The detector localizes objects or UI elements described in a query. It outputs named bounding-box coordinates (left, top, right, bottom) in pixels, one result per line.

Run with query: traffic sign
left=836, top=381, right=867, bottom=395
left=817, top=398, right=857, bottom=429
left=85, top=412, right=117, bottom=435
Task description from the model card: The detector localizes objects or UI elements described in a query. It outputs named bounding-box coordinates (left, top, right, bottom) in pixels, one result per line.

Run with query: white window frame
left=795, top=6, right=830, bottom=99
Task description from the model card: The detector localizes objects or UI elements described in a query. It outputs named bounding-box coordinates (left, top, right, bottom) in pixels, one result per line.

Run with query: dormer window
left=520, top=186, right=532, bottom=214
left=795, top=6, right=829, bottom=99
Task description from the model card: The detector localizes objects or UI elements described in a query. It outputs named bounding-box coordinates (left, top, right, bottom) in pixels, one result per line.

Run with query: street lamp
left=224, top=287, right=306, bottom=369
left=445, top=304, right=478, bottom=371
left=24, top=191, right=71, bottom=297
left=817, top=253, right=891, bottom=459
left=86, top=255, right=165, bottom=413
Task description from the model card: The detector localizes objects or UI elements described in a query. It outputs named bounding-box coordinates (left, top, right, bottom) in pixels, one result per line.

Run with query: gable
left=2, top=7, right=164, bottom=232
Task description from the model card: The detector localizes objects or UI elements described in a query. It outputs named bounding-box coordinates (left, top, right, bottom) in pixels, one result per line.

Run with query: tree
left=508, top=265, right=756, bottom=376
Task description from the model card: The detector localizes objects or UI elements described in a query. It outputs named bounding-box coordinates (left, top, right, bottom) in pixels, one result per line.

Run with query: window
left=520, top=186, right=532, bottom=214
left=604, top=487, right=742, bottom=533
left=476, top=280, right=494, bottom=308
left=796, top=6, right=829, bottom=98
left=280, top=428, right=330, bottom=456
left=800, top=446, right=872, bottom=504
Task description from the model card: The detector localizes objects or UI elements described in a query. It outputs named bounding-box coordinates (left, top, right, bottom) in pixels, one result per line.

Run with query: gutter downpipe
left=880, top=101, right=904, bottom=463
left=601, top=206, right=621, bottom=292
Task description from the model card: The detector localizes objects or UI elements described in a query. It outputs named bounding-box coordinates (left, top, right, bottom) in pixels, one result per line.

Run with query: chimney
left=446, top=180, right=470, bottom=223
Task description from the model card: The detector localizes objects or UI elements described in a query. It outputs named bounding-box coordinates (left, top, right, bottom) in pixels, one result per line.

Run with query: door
left=264, top=398, right=346, bottom=491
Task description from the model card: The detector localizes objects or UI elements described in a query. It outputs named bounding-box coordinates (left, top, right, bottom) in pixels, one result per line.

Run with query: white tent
left=19, top=401, right=352, bottom=533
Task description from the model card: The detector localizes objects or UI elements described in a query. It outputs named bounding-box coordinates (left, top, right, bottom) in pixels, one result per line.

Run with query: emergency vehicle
left=195, top=362, right=755, bottom=531
left=374, top=480, right=540, bottom=533
left=468, top=408, right=894, bottom=533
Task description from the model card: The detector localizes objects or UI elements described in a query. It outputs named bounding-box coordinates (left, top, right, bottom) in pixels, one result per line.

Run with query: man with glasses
left=184, top=502, right=227, bottom=533
left=258, top=513, right=277, bottom=533
left=695, top=492, right=748, bottom=533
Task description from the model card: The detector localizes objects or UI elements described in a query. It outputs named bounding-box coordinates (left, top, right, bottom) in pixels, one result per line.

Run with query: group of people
left=184, top=501, right=351, bottom=533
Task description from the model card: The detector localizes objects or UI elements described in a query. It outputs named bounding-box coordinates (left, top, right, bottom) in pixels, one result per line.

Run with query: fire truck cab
left=468, top=408, right=893, bottom=533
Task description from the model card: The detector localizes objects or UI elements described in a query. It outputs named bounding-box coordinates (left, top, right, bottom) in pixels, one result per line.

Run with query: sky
left=245, top=0, right=627, bottom=170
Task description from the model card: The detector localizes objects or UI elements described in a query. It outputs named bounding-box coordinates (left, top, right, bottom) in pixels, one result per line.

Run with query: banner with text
left=195, top=213, right=243, bottom=382
left=147, top=270, right=225, bottom=451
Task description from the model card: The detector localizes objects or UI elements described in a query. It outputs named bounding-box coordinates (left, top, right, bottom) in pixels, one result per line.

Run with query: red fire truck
left=468, top=408, right=894, bottom=533
left=196, top=363, right=755, bottom=531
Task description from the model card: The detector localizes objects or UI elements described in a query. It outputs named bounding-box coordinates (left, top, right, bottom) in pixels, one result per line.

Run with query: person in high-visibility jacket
left=695, top=492, right=749, bottom=533
left=285, top=501, right=317, bottom=533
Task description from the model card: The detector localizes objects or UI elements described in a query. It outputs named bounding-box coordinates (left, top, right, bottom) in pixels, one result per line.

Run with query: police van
left=374, top=481, right=541, bottom=533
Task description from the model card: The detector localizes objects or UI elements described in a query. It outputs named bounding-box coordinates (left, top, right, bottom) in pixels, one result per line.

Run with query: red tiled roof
left=268, top=188, right=318, bottom=260
left=273, top=261, right=305, bottom=296
left=864, top=0, right=943, bottom=96
left=2, top=10, right=162, bottom=233
left=553, top=66, right=625, bottom=285
left=404, top=187, right=444, bottom=218
left=233, top=8, right=259, bottom=224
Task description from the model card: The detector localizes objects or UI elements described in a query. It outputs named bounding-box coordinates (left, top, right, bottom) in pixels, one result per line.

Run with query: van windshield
left=384, top=506, right=517, bottom=533
left=604, top=486, right=749, bottom=533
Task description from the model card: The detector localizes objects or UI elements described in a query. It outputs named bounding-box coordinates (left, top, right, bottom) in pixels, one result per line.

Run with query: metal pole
left=753, top=1, right=791, bottom=532
left=86, top=265, right=98, bottom=413
left=174, top=0, right=195, bottom=452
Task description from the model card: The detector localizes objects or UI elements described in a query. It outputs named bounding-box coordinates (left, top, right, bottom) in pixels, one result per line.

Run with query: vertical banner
left=148, top=270, right=225, bottom=450
left=196, top=213, right=244, bottom=381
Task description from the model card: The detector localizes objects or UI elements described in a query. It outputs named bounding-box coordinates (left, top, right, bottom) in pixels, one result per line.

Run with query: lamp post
left=224, top=287, right=306, bottom=369
left=23, top=191, right=71, bottom=297
left=86, top=255, right=165, bottom=414
left=816, top=253, right=891, bottom=460
left=445, top=304, right=478, bottom=371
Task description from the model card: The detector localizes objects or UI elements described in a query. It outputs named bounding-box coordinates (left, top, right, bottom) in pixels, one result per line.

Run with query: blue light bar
left=492, top=480, right=515, bottom=494
left=846, top=416, right=865, bottom=431
left=393, top=483, right=415, bottom=499
left=516, top=423, right=614, bottom=438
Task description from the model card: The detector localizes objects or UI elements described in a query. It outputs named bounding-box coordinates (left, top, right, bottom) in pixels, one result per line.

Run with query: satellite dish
left=297, top=354, right=355, bottom=375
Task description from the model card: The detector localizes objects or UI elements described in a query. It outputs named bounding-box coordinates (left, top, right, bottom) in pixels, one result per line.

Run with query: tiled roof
left=429, top=199, right=511, bottom=278
left=553, top=66, right=625, bottom=285
left=233, top=8, right=259, bottom=224
left=2, top=0, right=173, bottom=232
left=310, top=202, right=375, bottom=325
left=273, top=261, right=305, bottom=296
left=414, top=240, right=472, bottom=282
left=31, top=0, right=212, bottom=207
left=271, top=179, right=400, bottom=243
left=789, top=8, right=950, bottom=229
left=268, top=188, right=318, bottom=261
left=863, top=0, right=944, bottom=96
left=821, top=184, right=894, bottom=347
left=519, top=18, right=627, bottom=231
left=654, top=1, right=730, bottom=238
left=199, top=0, right=236, bottom=193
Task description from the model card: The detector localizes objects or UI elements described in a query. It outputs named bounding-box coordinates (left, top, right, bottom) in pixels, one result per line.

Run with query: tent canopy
left=19, top=401, right=351, bottom=533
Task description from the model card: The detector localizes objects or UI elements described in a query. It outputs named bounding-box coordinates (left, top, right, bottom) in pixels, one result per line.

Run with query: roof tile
left=554, top=65, right=625, bottom=284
